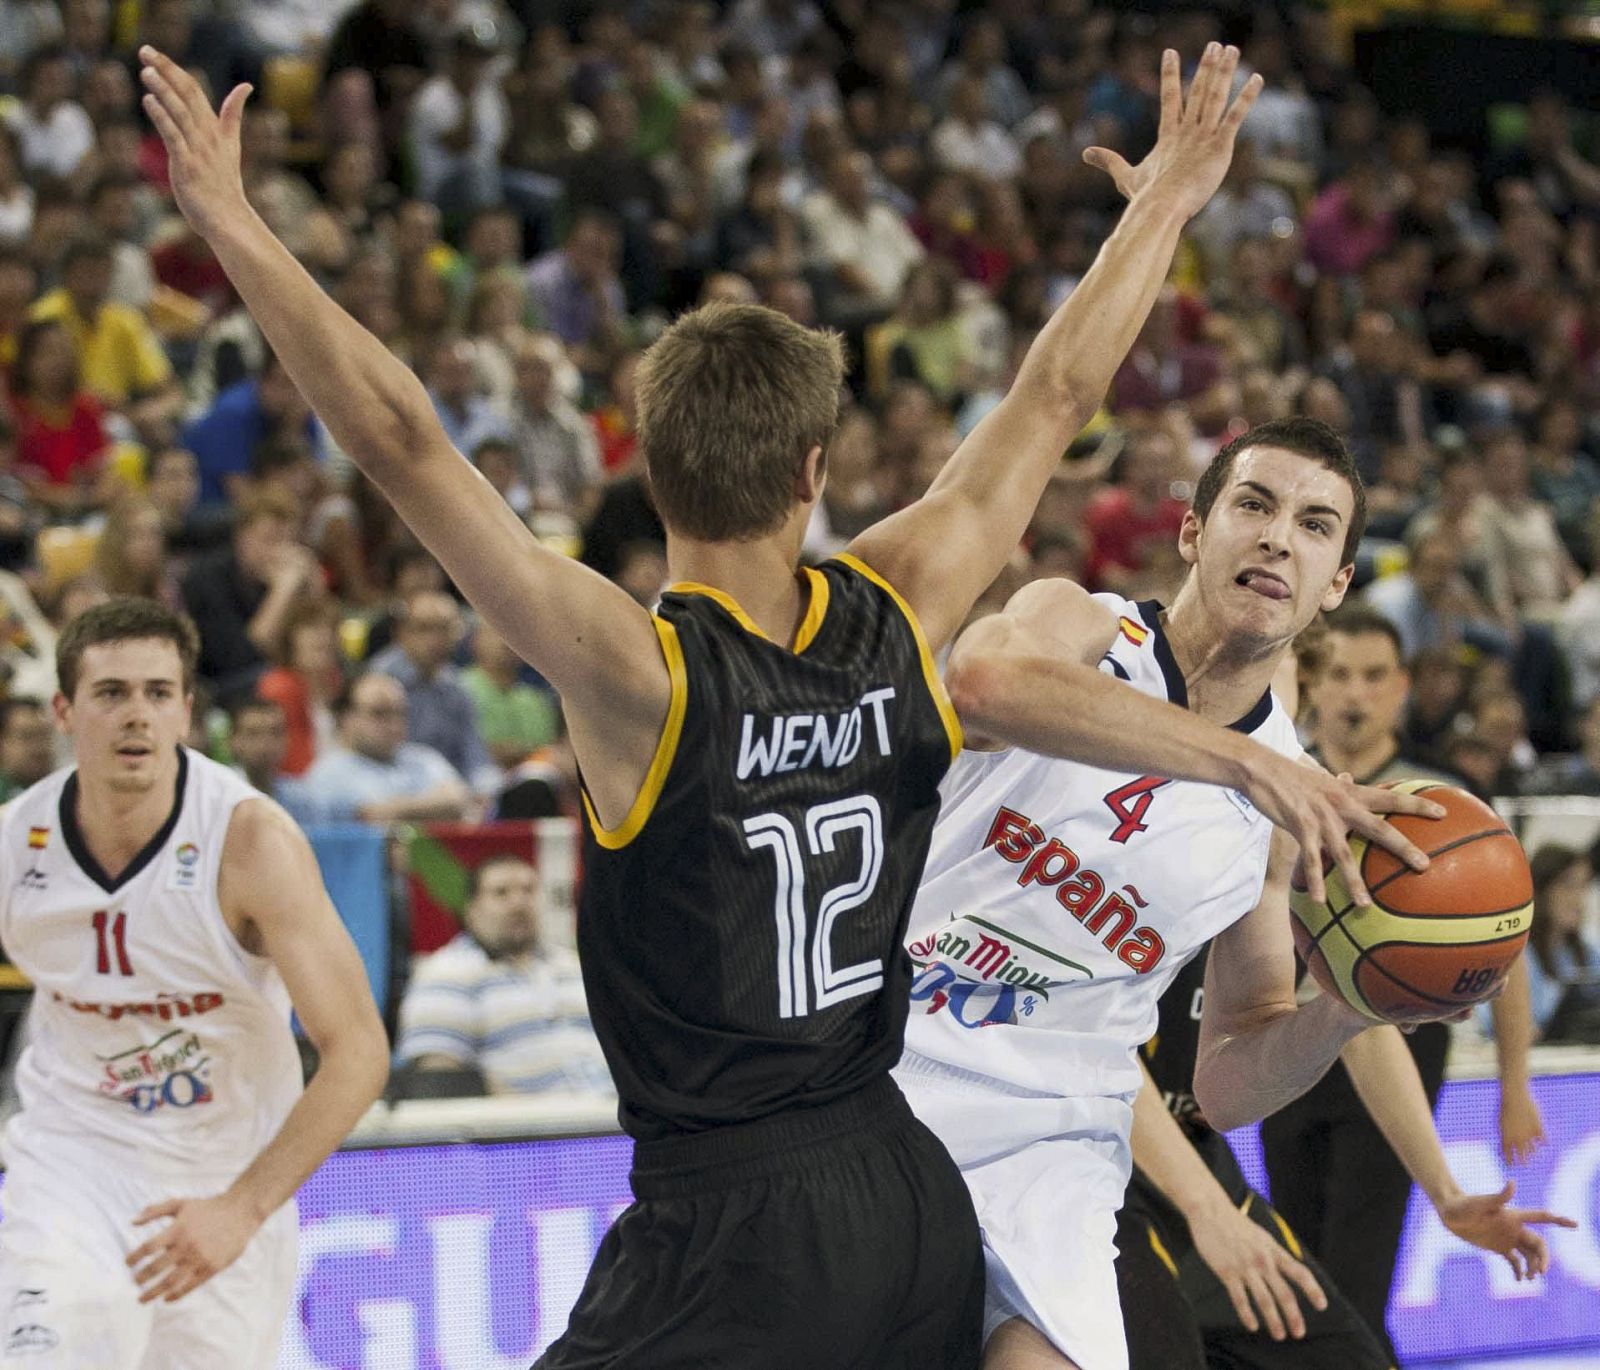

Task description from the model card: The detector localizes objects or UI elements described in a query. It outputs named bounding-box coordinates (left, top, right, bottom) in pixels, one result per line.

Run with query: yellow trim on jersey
left=791, top=568, right=830, bottom=652
left=1261, top=1200, right=1304, bottom=1260
left=667, top=568, right=831, bottom=654
left=582, top=618, right=688, bottom=851
left=0, top=963, right=30, bottom=991
left=1118, top=616, right=1148, bottom=646
left=833, top=554, right=963, bottom=763
left=1146, top=1224, right=1180, bottom=1278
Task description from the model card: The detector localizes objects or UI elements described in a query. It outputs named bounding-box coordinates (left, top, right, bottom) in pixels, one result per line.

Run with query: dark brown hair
left=1527, top=843, right=1592, bottom=980
left=56, top=597, right=200, bottom=700
left=637, top=302, right=845, bottom=541
left=1192, top=417, right=1367, bottom=564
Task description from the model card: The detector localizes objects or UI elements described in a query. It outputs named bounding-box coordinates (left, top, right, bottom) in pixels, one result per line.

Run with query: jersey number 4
left=1104, top=777, right=1172, bottom=844
left=743, top=795, right=885, bottom=1020
left=92, top=909, right=133, bottom=976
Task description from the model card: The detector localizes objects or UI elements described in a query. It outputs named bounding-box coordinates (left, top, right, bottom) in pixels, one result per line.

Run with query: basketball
left=1288, top=780, right=1534, bottom=1024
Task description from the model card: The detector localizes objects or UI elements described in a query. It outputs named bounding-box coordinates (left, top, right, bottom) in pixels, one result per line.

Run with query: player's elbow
left=1191, top=1057, right=1252, bottom=1134
left=945, top=644, right=1017, bottom=733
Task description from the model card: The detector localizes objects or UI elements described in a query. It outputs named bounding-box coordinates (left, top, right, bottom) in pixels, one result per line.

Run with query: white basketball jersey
left=0, top=748, right=303, bottom=1173
left=901, top=596, right=1303, bottom=1103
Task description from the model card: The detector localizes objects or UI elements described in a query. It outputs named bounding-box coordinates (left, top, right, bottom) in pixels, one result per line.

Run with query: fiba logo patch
left=169, top=843, right=201, bottom=891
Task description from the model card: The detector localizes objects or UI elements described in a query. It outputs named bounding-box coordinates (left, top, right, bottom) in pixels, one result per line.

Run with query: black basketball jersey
left=578, top=555, right=961, bottom=1142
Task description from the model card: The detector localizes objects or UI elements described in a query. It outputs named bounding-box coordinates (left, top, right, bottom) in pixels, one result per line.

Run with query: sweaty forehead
left=1229, top=446, right=1355, bottom=519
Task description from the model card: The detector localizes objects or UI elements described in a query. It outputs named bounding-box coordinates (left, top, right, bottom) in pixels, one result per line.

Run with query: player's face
left=56, top=639, right=192, bottom=794
left=465, top=861, right=541, bottom=959
left=1309, top=630, right=1408, bottom=758
left=1181, top=447, right=1355, bottom=648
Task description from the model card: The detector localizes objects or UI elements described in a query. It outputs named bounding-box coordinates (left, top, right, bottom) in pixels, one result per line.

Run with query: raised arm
left=1340, top=1020, right=1573, bottom=1279
left=947, top=582, right=1441, bottom=905
left=847, top=44, right=1261, bottom=651
left=136, top=49, right=665, bottom=727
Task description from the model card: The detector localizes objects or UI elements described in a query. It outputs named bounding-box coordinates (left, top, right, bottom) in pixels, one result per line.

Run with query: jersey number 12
left=92, top=910, right=133, bottom=976
left=744, top=795, right=885, bottom=1020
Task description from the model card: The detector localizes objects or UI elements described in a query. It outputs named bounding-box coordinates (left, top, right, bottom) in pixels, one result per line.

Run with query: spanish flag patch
left=1117, top=616, right=1149, bottom=647
left=27, top=828, right=48, bottom=849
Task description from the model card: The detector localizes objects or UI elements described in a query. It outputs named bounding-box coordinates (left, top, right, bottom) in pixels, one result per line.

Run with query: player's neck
left=1160, top=590, right=1283, bottom=727
left=667, top=527, right=812, bottom=648
left=72, top=759, right=183, bottom=877
left=1315, top=732, right=1398, bottom=785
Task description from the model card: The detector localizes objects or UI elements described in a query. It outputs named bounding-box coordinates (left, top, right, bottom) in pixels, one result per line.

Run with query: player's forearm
left=1194, top=993, right=1369, bottom=1133
left=1131, top=1065, right=1237, bottom=1226
left=226, top=1025, right=389, bottom=1224
left=947, top=621, right=1258, bottom=786
left=204, top=207, right=438, bottom=481
left=929, top=187, right=1189, bottom=506
left=1491, top=957, right=1535, bottom=1089
left=1340, top=1024, right=1461, bottom=1208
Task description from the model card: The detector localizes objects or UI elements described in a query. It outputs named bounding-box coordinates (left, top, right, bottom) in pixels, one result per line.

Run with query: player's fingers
left=1224, top=1275, right=1259, bottom=1333
left=1517, top=1209, right=1578, bottom=1229
left=132, top=1201, right=181, bottom=1227
left=1185, top=43, right=1218, bottom=124
left=1199, top=45, right=1240, bottom=127
left=125, top=1232, right=171, bottom=1269
left=1081, top=147, right=1131, bottom=185
left=1245, top=1270, right=1289, bottom=1340
left=129, top=1249, right=173, bottom=1287
left=217, top=83, right=253, bottom=139
left=1297, top=832, right=1328, bottom=905
left=1346, top=807, right=1430, bottom=873
left=139, top=45, right=212, bottom=129
left=1278, top=1250, right=1327, bottom=1311
left=1356, top=784, right=1446, bottom=820
left=138, top=1266, right=188, bottom=1305
left=1326, top=824, right=1370, bottom=907
left=1157, top=48, right=1181, bottom=137
left=140, top=90, right=187, bottom=156
left=137, top=58, right=193, bottom=135
left=1222, top=72, right=1265, bottom=133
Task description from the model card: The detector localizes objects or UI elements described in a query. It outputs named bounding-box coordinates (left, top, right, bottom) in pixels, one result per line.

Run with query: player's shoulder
left=220, top=792, right=313, bottom=869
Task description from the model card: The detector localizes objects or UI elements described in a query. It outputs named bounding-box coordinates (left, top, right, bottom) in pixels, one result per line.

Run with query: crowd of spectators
left=1, top=0, right=1600, bottom=1087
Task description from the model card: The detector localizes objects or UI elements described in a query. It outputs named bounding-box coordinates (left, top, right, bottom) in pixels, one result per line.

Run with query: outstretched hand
left=139, top=46, right=253, bottom=241
left=1437, top=1181, right=1577, bottom=1280
left=1084, top=43, right=1262, bottom=220
left=1242, top=753, right=1443, bottom=907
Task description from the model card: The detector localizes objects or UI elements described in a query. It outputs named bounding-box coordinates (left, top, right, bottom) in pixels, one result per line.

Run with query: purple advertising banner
left=273, top=1075, right=1600, bottom=1368
left=1229, top=1072, right=1600, bottom=1364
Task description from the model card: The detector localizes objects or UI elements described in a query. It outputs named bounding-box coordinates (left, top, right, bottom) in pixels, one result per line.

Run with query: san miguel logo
left=982, top=806, right=1166, bottom=973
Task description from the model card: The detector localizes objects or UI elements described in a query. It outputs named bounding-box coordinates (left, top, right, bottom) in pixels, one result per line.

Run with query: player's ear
left=795, top=444, right=826, bottom=503
left=1320, top=562, right=1355, bottom=612
left=51, top=691, right=72, bottom=733
left=1177, top=510, right=1201, bottom=566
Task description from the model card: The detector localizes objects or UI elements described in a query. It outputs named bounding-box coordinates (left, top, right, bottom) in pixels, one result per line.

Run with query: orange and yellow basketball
left=1288, top=781, right=1533, bottom=1024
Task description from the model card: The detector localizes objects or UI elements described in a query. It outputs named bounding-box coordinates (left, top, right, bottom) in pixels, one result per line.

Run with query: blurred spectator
left=589, top=350, right=639, bottom=474
left=865, top=259, right=977, bottom=405
left=367, top=589, right=495, bottom=789
left=934, top=14, right=1032, bottom=130
left=1530, top=399, right=1600, bottom=558
left=0, top=697, right=56, bottom=800
left=1560, top=516, right=1600, bottom=709
left=0, top=128, right=34, bottom=248
left=1188, top=142, right=1296, bottom=287
left=803, top=148, right=924, bottom=324
left=408, top=19, right=509, bottom=219
left=1304, top=160, right=1393, bottom=279
left=612, top=539, right=669, bottom=609
left=1530, top=696, right=1600, bottom=797
left=93, top=496, right=180, bottom=610
left=422, top=335, right=508, bottom=458
left=461, top=622, right=559, bottom=771
left=395, top=854, right=612, bottom=1096
left=508, top=333, right=600, bottom=518
left=256, top=600, right=344, bottom=777
left=88, top=171, right=154, bottom=311
left=323, top=0, right=430, bottom=138
left=1083, top=430, right=1188, bottom=594
left=181, top=487, right=320, bottom=695
left=7, top=316, right=107, bottom=513
left=182, top=352, right=317, bottom=508
left=524, top=211, right=627, bottom=368
left=226, top=695, right=290, bottom=800
left=1365, top=529, right=1510, bottom=659
left=1111, top=286, right=1222, bottom=413
left=1486, top=91, right=1600, bottom=223
left=30, top=232, right=179, bottom=431
left=1477, top=424, right=1581, bottom=621
left=1320, top=309, right=1425, bottom=481
left=930, top=73, right=1022, bottom=183
left=1521, top=844, right=1600, bottom=1043
left=1400, top=644, right=1470, bottom=762
left=288, top=670, right=470, bottom=826
left=6, top=46, right=94, bottom=181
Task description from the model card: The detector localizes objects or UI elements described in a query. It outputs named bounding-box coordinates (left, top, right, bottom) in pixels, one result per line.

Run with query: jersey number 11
left=92, top=910, right=134, bottom=977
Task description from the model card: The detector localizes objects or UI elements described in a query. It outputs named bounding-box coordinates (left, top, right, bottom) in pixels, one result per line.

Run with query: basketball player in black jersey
left=141, top=42, right=1442, bottom=1367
